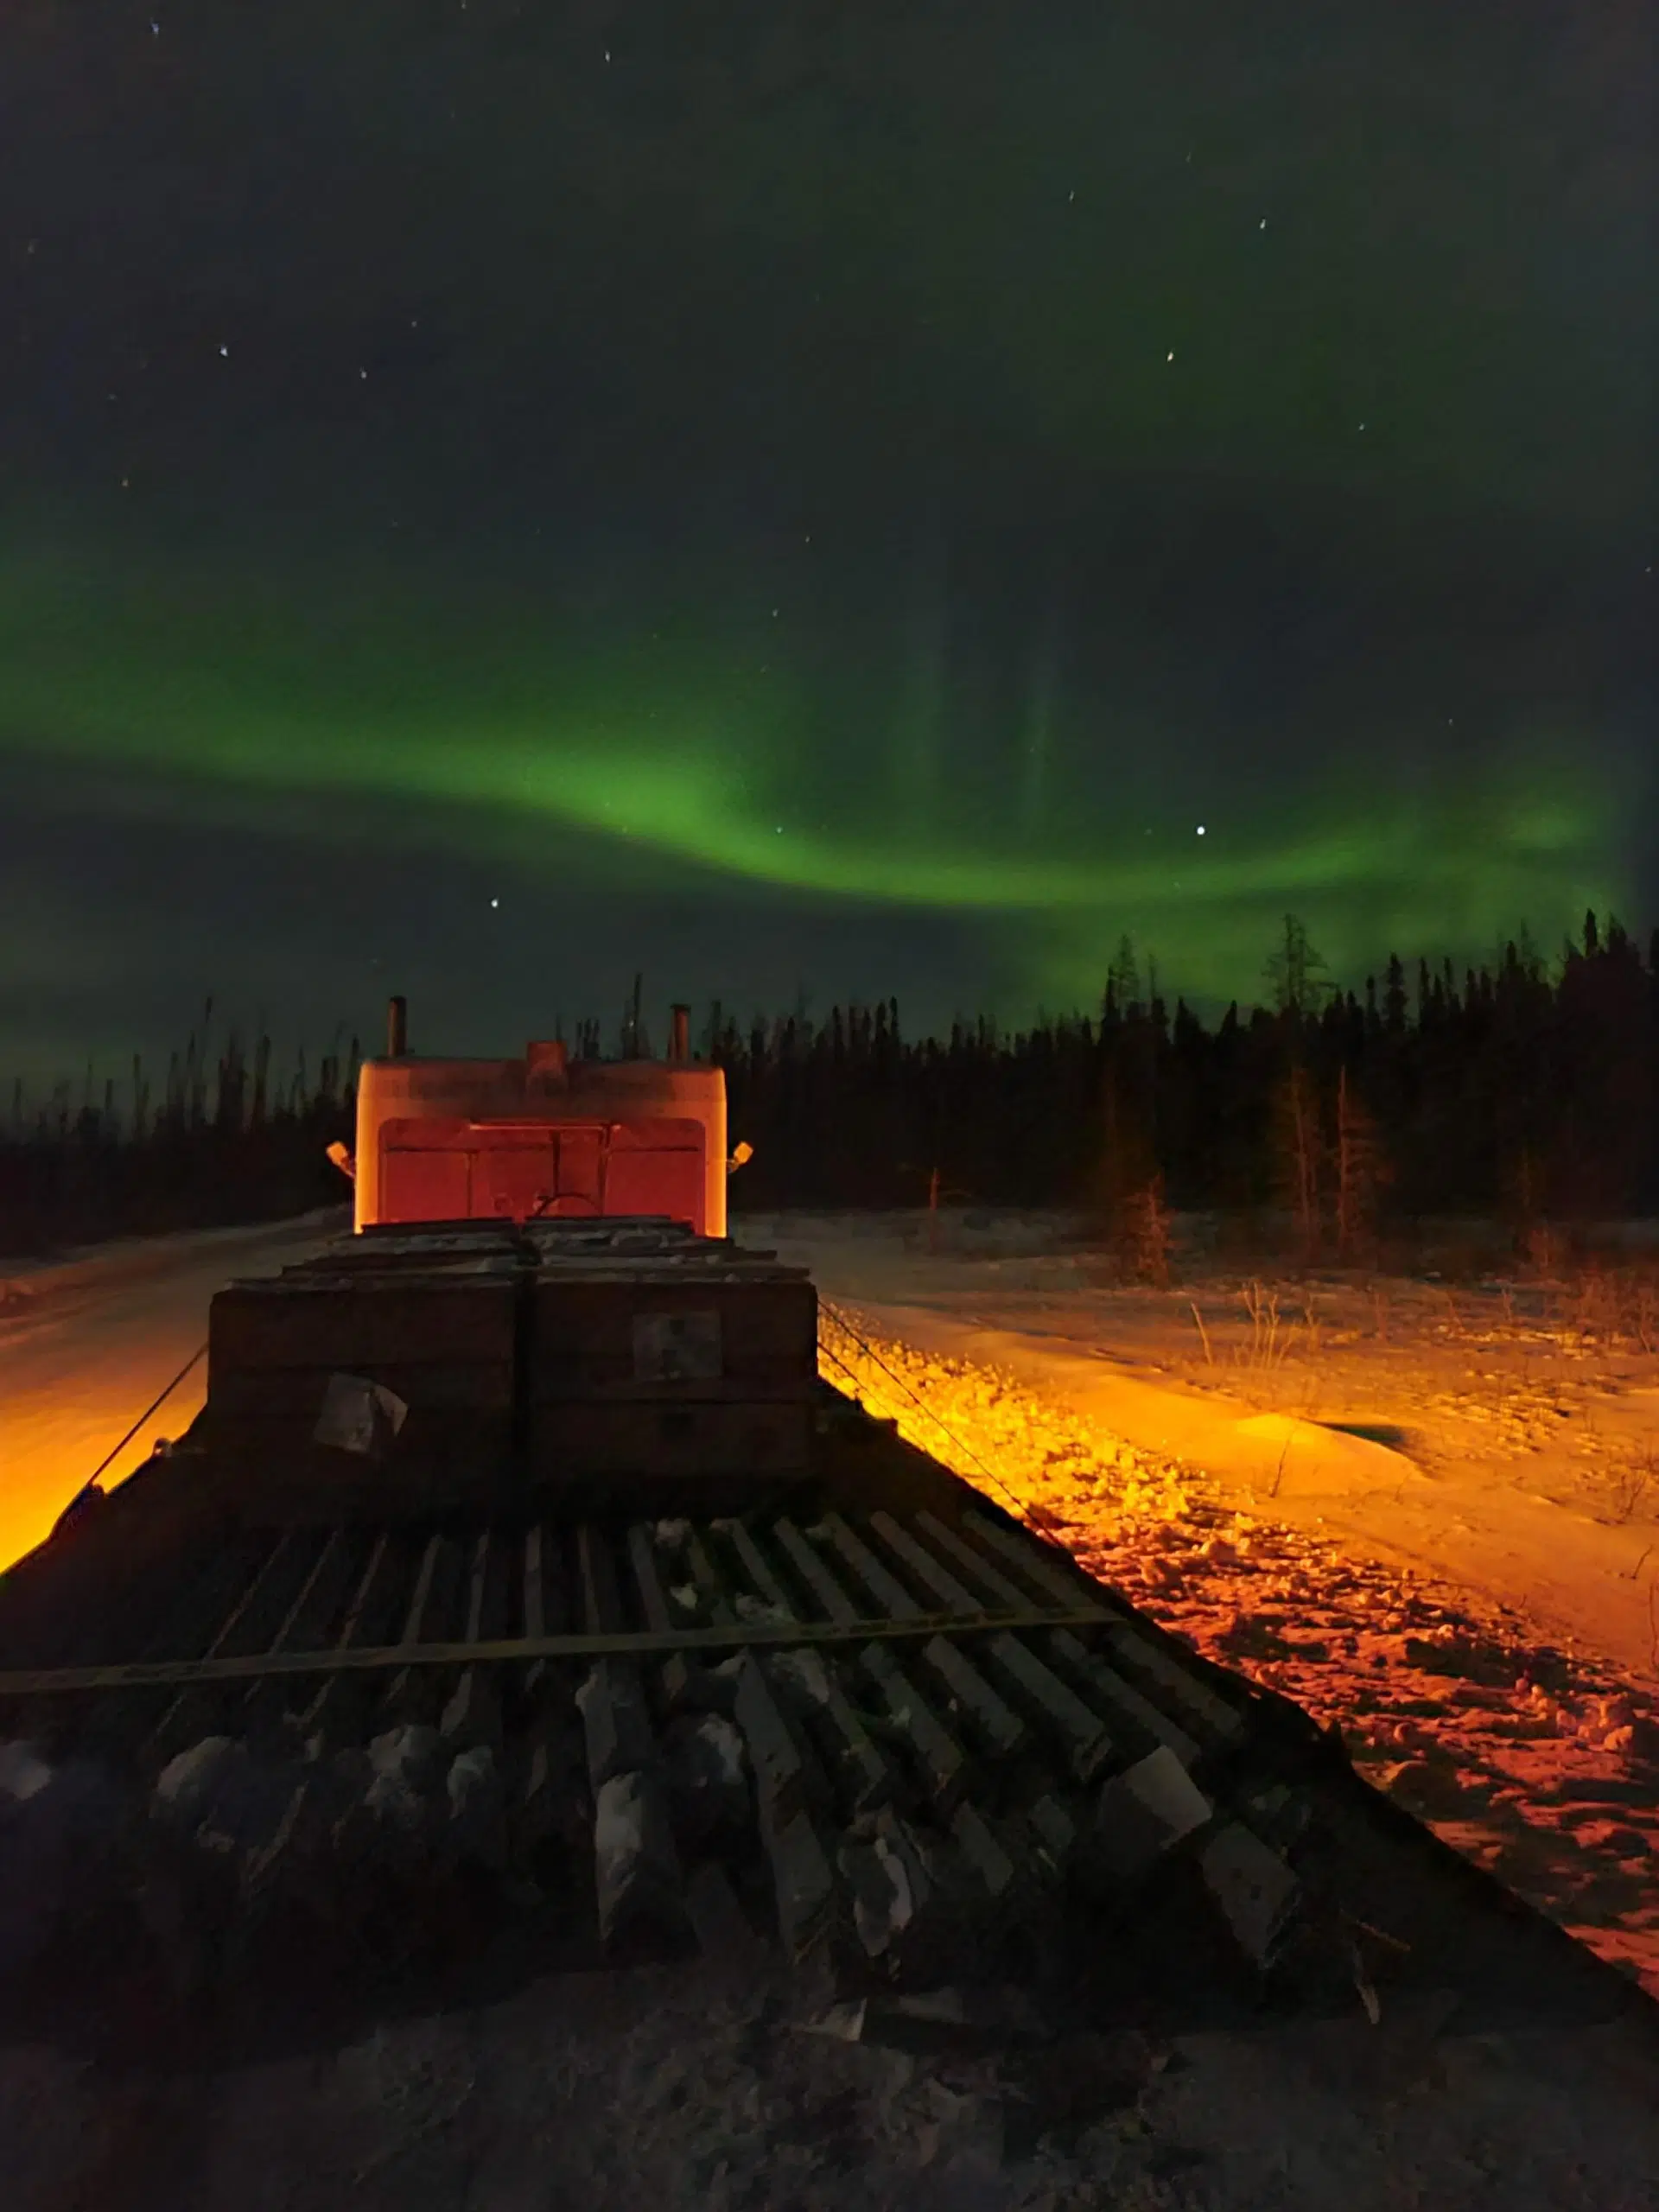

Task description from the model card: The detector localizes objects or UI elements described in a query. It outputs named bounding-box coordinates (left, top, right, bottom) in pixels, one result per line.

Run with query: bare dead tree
left=1121, top=1173, right=1174, bottom=1287
left=1263, top=913, right=1336, bottom=1019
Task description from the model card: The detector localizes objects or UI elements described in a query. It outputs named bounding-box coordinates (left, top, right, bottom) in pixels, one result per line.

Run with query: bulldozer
left=0, top=998, right=1647, bottom=2043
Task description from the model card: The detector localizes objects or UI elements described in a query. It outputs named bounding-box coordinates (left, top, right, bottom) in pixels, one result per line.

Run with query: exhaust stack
left=668, top=1004, right=690, bottom=1064
left=386, top=995, right=409, bottom=1058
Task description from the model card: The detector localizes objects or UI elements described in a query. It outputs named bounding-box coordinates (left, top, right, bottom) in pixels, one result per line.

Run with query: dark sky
left=1, top=0, right=1653, bottom=1083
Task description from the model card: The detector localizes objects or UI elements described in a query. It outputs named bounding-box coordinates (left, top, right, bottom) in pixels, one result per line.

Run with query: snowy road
left=0, top=1210, right=346, bottom=1570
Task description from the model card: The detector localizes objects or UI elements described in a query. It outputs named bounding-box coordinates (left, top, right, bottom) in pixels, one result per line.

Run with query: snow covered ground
left=0, top=1209, right=346, bottom=1570
left=5, top=1947, right=1657, bottom=2212
left=746, top=1207, right=1659, bottom=2000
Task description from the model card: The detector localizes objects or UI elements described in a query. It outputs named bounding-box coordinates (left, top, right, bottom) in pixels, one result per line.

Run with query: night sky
left=1, top=0, right=1652, bottom=1083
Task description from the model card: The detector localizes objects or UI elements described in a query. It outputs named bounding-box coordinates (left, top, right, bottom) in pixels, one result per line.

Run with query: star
left=490, top=897, right=499, bottom=909
left=1166, top=351, right=1174, bottom=363
left=219, top=345, right=229, bottom=358
left=1196, top=825, right=1205, bottom=836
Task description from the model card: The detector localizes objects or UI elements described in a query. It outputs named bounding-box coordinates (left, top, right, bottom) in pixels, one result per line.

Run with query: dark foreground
left=1, top=1220, right=1656, bottom=2208
left=2, top=1894, right=1656, bottom=2212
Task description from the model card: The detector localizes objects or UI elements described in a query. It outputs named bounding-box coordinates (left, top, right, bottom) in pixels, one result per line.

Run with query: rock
left=593, top=1770, right=685, bottom=1946
left=1198, top=1821, right=1300, bottom=1968
left=760, top=1790, right=837, bottom=1960
left=370, top=1722, right=442, bottom=1785
left=440, top=1667, right=501, bottom=1750
left=838, top=1835, right=914, bottom=1960
left=861, top=1646, right=972, bottom=1807
left=1090, top=1745, right=1212, bottom=1885
left=365, top=1723, right=442, bottom=1811
left=663, top=1713, right=750, bottom=1847
left=732, top=1653, right=810, bottom=1823
left=154, top=1736, right=240, bottom=1825
left=333, top=1725, right=443, bottom=1869
left=734, top=1594, right=794, bottom=1628
left=794, top=1998, right=869, bottom=2042
left=768, top=1645, right=836, bottom=1712
left=155, top=1737, right=297, bottom=1857
left=893, top=1986, right=971, bottom=2027
left=447, top=1744, right=506, bottom=1867
left=843, top=1807, right=1018, bottom=1985
left=770, top=1648, right=893, bottom=1810
left=0, top=1740, right=54, bottom=1809
left=576, top=1661, right=657, bottom=1790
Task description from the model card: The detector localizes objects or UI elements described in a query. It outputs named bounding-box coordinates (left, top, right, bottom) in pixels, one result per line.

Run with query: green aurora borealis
left=0, top=528, right=1635, bottom=1012
left=0, top=1, right=1652, bottom=1070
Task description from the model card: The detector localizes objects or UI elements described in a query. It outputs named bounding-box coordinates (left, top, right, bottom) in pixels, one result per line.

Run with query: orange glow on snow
left=0, top=1367, right=207, bottom=1573
left=817, top=1306, right=1659, bottom=1999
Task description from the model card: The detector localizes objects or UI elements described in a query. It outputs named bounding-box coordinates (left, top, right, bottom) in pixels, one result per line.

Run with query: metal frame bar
left=0, top=1602, right=1110, bottom=1697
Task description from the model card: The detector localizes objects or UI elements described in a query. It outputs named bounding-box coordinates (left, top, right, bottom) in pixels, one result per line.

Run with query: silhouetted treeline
left=0, top=1004, right=358, bottom=1258
left=715, top=913, right=1659, bottom=1249
left=4, top=913, right=1657, bottom=1261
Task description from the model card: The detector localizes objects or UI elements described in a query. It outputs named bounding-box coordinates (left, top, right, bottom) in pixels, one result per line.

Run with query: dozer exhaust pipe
left=386, top=995, right=408, bottom=1058
left=668, top=1003, right=690, bottom=1063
